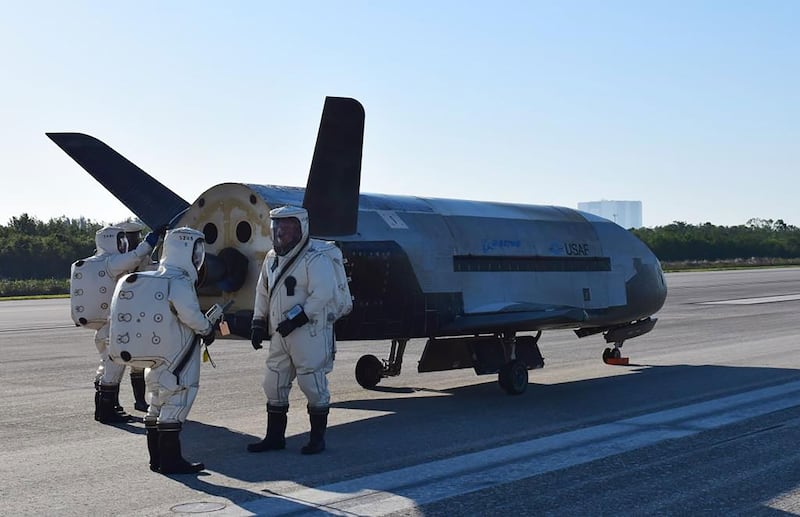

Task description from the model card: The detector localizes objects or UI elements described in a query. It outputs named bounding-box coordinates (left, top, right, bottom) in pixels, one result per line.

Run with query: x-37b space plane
left=48, top=97, right=667, bottom=395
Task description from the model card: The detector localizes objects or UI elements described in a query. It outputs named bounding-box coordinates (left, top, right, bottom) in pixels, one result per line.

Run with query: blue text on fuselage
left=565, top=242, right=590, bottom=256
left=482, top=239, right=522, bottom=253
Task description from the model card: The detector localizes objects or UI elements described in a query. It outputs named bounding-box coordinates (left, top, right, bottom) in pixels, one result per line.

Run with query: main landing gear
left=496, top=331, right=541, bottom=395
left=355, top=333, right=544, bottom=395
left=355, top=339, right=408, bottom=389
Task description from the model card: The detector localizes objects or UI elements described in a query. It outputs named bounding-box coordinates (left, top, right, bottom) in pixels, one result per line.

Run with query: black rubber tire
left=355, top=354, right=383, bottom=389
left=498, top=359, right=528, bottom=395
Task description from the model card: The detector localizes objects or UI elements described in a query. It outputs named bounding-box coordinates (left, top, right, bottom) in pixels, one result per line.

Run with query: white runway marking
left=698, top=293, right=800, bottom=305
left=217, top=381, right=800, bottom=516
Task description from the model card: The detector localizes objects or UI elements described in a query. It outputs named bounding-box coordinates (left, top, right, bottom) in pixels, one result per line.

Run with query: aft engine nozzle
left=197, top=247, right=249, bottom=292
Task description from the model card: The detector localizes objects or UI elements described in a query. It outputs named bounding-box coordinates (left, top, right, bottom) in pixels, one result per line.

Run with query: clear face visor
left=271, top=217, right=302, bottom=256
left=192, top=239, right=206, bottom=270
left=125, top=231, right=141, bottom=248
left=116, top=232, right=129, bottom=254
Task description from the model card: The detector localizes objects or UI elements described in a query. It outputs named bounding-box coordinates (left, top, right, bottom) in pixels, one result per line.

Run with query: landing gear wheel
left=355, top=354, right=383, bottom=389
left=602, top=347, right=622, bottom=364
left=498, top=359, right=528, bottom=395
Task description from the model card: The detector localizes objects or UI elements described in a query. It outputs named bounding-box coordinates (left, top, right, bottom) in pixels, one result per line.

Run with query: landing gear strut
left=496, top=331, right=537, bottom=395
left=355, top=339, right=408, bottom=389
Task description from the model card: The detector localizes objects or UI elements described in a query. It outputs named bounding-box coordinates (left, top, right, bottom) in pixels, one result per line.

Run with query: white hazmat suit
left=249, top=205, right=338, bottom=455
left=114, top=220, right=158, bottom=412
left=70, top=225, right=156, bottom=423
left=109, top=227, right=213, bottom=474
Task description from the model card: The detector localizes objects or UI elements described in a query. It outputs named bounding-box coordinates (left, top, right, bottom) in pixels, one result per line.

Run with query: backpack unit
left=108, top=272, right=182, bottom=368
left=70, top=256, right=116, bottom=329
left=309, top=240, right=353, bottom=321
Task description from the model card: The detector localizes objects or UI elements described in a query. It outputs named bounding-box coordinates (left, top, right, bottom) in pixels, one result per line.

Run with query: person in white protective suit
left=248, top=205, right=338, bottom=455
left=70, top=224, right=161, bottom=424
left=109, top=227, right=215, bottom=474
left=115, top=220, right=159, bottom=412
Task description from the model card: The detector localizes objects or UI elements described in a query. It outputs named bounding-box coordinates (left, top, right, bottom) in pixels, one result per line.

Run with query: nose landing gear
left=602, top=341, right=629, bottom=365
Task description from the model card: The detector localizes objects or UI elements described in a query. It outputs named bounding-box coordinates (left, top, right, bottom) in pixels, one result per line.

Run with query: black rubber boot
left=130, top=370, right=148, bottom=412
left=94, top=381, right=101, bottom=421
left=112, top=383, right=127, bottom=415
left=301, top=406, right=329, bottom=455
left=145, top=420, right=160, bottom=472
left=96, top=384, right=134, bottom=424
left=157, top=422, right=204, bottom=474
left=247, top=404, right=288, bottom=453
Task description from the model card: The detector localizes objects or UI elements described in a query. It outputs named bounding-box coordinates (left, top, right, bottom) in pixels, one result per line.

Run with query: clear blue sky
left=2, top=1, right=797, bottom=228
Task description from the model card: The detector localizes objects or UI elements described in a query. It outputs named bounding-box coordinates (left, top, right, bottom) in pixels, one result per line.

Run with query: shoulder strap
left=267, top=240, right=309, bottom=307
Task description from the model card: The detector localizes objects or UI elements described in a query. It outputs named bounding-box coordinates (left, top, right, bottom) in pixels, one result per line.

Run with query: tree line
left=1, top=214, right=800, bottom=284
left=631, top=218, right=800, bottom=262
left=0, top=214, right=105, bottom=280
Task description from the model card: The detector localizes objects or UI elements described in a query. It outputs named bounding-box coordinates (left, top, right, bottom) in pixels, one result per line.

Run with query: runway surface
left=2, top=268, right=800, bottom=516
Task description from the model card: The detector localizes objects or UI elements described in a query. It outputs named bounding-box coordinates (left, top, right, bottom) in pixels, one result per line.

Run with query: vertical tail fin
left=302, top=97, right=364, bottom=236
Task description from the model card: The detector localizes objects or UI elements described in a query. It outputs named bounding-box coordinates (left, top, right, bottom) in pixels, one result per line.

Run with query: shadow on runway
left=165, top=363, right=800, bottom=513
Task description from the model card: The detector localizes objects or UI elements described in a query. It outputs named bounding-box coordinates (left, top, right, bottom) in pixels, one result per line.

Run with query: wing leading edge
left=46, top=132, right=190, bottom=229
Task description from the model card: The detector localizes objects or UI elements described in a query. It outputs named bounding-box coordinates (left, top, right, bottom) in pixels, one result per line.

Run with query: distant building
left=578, top=200, right=642, bottom=229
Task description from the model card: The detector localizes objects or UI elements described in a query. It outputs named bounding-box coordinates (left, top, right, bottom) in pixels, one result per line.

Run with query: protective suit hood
left=116, top=220, right=145, bottom=248
left=95, top=226, right=126, bottom=256
left=269, top=205, right=310, bottom=263
left=159, top=227, right=205, bottom=283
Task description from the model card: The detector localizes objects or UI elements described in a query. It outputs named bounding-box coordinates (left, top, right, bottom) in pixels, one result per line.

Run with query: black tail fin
left=46, top=133, right=190, bottom=229
left=302, top=97, right=364, bottom=236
